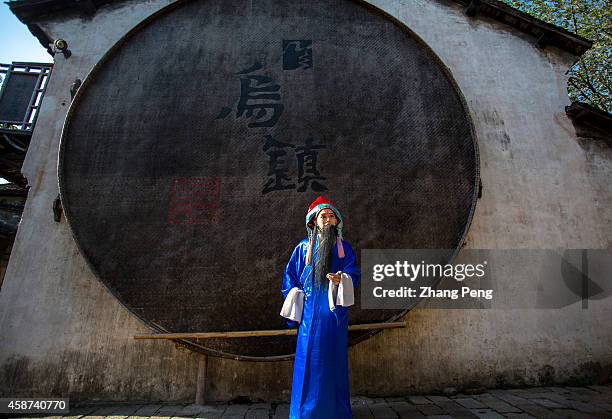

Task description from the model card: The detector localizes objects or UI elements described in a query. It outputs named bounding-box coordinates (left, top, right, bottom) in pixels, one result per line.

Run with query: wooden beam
left=134, top=321, right=406, bottom=340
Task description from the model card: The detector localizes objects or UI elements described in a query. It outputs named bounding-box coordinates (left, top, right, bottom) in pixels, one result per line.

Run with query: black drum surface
left=59, top=0, right=479, bottom=359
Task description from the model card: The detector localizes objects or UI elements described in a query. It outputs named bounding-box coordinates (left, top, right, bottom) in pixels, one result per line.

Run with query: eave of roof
left=565, top=102, right=612, bottom=142
left=458, top=0, right=592, bottom=55
left=6, top=0, right=593, bottom=56
left=7, top=0, right=107, bottom=20
left=6, top=0, right=114, bottom=55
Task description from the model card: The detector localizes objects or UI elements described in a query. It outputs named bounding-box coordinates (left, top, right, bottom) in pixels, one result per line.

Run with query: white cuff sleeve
left=280, top=287, right=304, bottom=323
left=328, top=273, right=355, bottom=312
left=337, top=273, right=355, bottom=307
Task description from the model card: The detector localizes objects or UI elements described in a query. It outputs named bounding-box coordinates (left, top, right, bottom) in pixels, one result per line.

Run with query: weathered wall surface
left=0, top=0, right=610, bottom=402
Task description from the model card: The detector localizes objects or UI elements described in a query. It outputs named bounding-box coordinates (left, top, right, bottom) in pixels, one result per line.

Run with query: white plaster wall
left=0, top=0, right=610, bottom=401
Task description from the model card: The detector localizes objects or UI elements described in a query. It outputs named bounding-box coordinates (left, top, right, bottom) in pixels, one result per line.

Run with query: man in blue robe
left=281, top=196, right=361, bottom=419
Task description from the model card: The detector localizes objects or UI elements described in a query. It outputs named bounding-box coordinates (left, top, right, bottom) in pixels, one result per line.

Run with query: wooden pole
left=195, top=353, right=208, bottom=405
left=134, top=321, right=405, bottom=340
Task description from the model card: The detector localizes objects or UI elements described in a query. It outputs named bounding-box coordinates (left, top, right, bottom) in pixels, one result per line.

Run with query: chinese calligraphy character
left=262, top=135, right=296, bottom=194
left=295, top=136, right=328, bottom=192
left=283, top=40, right=313, bottom=70
left=216, top=62, right=284, bottom=128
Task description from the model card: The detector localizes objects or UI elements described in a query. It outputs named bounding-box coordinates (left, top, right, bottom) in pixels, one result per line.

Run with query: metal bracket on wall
left=53, top=194, right=63, bottom=222
left=70, top=79, right=82, bottom=100
left=52, top=39, right=71, bottom=59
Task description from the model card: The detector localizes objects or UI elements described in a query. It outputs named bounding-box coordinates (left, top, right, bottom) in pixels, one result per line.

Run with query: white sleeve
left=336, top=273, right=355, bottom=307
left=280, top=287, right=304, bottom=323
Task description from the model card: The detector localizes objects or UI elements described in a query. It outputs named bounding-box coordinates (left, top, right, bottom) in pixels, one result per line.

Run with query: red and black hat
left=305, top=196, right=345, bottom=263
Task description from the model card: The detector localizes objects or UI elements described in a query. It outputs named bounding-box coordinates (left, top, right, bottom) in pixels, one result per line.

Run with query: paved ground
left=10, top=384, right=612, bottom=418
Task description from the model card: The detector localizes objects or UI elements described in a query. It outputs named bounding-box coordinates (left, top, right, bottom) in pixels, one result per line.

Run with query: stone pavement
left=10, top=384, right=612, bottom=418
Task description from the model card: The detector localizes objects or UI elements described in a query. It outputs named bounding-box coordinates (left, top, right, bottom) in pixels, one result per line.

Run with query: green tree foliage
left=502, top=0, right=611, bottom=112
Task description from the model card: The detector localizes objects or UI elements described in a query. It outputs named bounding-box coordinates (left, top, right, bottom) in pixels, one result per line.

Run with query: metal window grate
left=0, top=62, right=52, bottom=135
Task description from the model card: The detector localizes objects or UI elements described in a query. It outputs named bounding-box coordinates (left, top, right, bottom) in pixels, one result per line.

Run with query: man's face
left=315, top=208, right=338, bottom=230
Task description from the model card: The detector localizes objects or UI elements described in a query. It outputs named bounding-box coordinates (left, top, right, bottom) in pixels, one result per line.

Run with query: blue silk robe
left=282, top=237, right=361, bottom=419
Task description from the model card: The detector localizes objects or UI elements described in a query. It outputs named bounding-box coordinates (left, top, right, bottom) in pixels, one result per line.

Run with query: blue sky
left=0, top=2, right=52, bottom=64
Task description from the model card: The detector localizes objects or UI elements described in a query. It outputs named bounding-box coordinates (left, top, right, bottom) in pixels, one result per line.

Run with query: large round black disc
left=59, top=0, right=479, bottom=360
